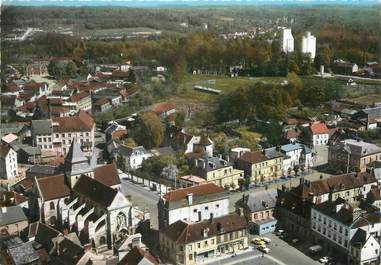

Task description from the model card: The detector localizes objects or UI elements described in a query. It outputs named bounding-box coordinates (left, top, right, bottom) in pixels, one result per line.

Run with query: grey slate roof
left=264, top=147, right=285, bottom=159
left=26, top=165, right=60, bottom=177
left=343, top=139, right=381, bottom=156
left=195, top=156, right=232, bottom=172
left=64, top=140, right=92, bottom=176
left=236, top=189, right=277, bottom=213
left=363, top=106, right=381, bottom=119
left=0, top=205, right=27, bottom=226
left=31, top=119, right=52, bottom=135
left=8, top=240, right=39, bottom=265
left=116, top=145, right=148, bottom=157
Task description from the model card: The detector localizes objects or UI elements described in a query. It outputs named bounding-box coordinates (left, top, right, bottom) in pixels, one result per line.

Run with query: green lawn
left=176, top=74, right=286, bottom=102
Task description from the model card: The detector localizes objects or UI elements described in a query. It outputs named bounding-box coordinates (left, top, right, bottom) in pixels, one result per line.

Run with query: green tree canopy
left=135, top=112, right=164, bottom=149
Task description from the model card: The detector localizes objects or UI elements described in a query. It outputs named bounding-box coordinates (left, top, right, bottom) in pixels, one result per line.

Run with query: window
left=216, top=204, right=219, bottom=208
left=50, top=202, right=55, bottom=210
left=211, top=239, right=215, bottom=244
left=189, top=254, right=193, bottom=261
left=179, top=246, right=183, bottom=251
left=197, top=243, right=200, bottom=248
left=205, top=206, right=209, bottom=211
left=193, top=209, right=197, bottom=213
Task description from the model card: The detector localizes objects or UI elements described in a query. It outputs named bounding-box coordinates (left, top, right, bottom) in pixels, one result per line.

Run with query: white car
left=275, top=230, right=284, bottom=236
left=319, top=257, right=329, bottom=263
left=261, top=237, right=271, bottom=244
left=258, top=245, right=270, bottom=253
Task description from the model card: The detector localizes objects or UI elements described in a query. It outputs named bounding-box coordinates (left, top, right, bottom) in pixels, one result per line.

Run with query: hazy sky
left=4, top=0, right=380, bottom=7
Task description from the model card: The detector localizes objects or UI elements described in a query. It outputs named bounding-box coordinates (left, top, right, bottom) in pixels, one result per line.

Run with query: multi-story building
left=236, top=150, right=283, bottom=183
left=172, top=130, right=214, bottom=158
left=281, top=28, right=294, bottom=53
left=276, top=172, right=377, bottom=239
left=309, top=122, right=330, bottom=147
left=194, top=157, right=244, bottom=190
left=159, top=214, right=248, bottom=265
left=69, top=91, right=92, bottom=112
left=235, top=189, right=277, bottom=235
left=0, top=143, right=18, bottom=180
left=280, top=143, right=314, bottom=174
left=328, top=139, right=381, bottom=172
left=112, top=145, right=152, bottom=170
left=301, top=31, right=316, bottom=59
left=157, top=183, right=229, bottom=229
left=311, top=198, right=381, bottom=264
left=31, top=110, right=95, bottom=156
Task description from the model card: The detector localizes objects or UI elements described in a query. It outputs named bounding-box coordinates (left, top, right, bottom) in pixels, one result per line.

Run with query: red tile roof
left=310, top=122, right=329, bottom=135
left=93, top=97, right=109, bottom=106
left=152, top=102, right=176, bottom=114
left=286, top=128, right=302, bottom=139
left=238, top=150, right=268, bottom=164
left=163, top=183, right=224, bottom=202
left=93, top=164, right=121, bottom=187
left=161, top=214, right=247, bottom=244
left=0, top=191, right=28, bottom=207
left=69, top=91, right=90, bottom=102
left=52, top=111, right=94, bottom=133
left=35, top=174, right=71, bottom=201
left=119, top=246, right=158, bottom=265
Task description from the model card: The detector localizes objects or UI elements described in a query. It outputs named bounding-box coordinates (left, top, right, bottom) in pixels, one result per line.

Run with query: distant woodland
left=1, top=5, right=379, bottom=77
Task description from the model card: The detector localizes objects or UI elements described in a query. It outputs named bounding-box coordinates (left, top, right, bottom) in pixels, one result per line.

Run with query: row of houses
left=277, top=172, right=381, bottom=264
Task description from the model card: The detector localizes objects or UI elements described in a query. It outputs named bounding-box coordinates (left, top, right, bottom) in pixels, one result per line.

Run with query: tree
left=315, top=46, right=332, bottom=68
left=116, top=155, right=126, bottom=172
left=135, top=112, right=164, bottom=149
left=161, top=164, right=178, bottom=180
left=128, top=68, right=137, bottom=83
left=48, top=60, right=64, bottom=78
left=175, top=111, right=186, bottom=127
left=293, top=165, right=300, bottom=176
left=65, top=61, right=77, bottom=77
left=123, top=138, right=137, bottom=148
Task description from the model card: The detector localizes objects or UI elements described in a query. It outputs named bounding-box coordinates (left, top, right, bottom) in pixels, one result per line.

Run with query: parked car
left=319, top=256, right=331, bottom=263
left=261, top=237, right=271, bottom=244
left=258, top=245, right=270, bottom=253
left=251, top=238, right=265, bottom=245
left=291, top=238, right=300, bottom=244
left=309, top=245, right=323, bottom=254
left=275, top=229, right=284, bottom=236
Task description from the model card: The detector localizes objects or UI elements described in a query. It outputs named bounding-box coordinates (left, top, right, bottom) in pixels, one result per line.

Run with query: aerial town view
left=0, top=0, right=381, bottom=264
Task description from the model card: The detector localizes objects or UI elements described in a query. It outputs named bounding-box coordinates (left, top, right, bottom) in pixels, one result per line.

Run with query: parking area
left=245, top=233, right=322, bottom=265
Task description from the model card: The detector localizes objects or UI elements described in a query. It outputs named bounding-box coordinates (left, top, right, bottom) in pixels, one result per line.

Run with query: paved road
left=120, top=174, right=159, bottom=229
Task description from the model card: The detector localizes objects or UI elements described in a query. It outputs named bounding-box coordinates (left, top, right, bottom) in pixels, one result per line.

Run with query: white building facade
left=0, top=144, right=18, bottom=180
left=282, top=28, right=294, bottom=53
left=302, top=31, right=317, bottom=60
left=158, top=183, right=230, bottom=229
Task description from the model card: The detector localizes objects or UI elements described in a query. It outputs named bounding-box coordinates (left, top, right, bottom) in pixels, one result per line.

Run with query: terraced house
left=159, top=214, right=248, bottom=265
left=194, top=157, right=244, bottom=190
left=235, top=150, right=283, bottom=183
left=328, top=139, right=381, bottom=172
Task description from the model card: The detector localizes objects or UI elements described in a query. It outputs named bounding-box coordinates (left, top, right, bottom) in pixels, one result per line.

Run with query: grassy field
left=176, top=74, right=285, bottom=100
left=350, top=94, right=381, bottom=105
